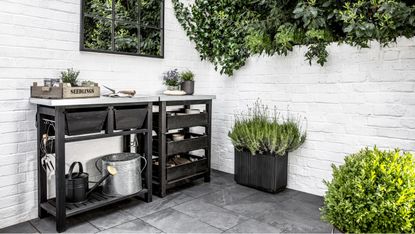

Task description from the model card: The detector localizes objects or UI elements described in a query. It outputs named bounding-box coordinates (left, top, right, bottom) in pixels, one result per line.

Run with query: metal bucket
left=100, top=153, right=147, bottom=196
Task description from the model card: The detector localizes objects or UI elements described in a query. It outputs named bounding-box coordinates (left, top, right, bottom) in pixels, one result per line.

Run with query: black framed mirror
left=80, top=0, right=164, bottom=58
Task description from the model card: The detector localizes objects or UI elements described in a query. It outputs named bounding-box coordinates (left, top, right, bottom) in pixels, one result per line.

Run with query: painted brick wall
left=0, top=0, right=414, bottom=228
left=0, top=0, right=209, bottom=227
left=208, top=39, right=415, bottom=196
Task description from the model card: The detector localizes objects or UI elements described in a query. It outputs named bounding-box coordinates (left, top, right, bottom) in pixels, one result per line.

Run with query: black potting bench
left=30, top=97, right=157, bottom=233
left=152, top=95, right=215, bottom=197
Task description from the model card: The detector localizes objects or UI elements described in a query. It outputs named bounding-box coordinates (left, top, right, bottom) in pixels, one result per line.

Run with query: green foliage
left=84, top=0, right=162, bottom=56
left=321, top=147, right=415, bottom=233
left=228, top=100, right=306, bottom=156
left=60, top=68, right=80, bottom=86
left=180, top=70, right=194, bottom=81
left=172, top=0, right=415, bottom=76
left=172, top=0, right=256, bottom=76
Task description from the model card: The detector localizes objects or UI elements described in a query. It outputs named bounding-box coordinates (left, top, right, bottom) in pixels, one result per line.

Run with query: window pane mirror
left=81, top=0, right=164, bottom=58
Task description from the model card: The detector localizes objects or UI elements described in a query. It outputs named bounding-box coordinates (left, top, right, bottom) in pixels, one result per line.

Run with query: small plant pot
left=234, top=149, right=288, bottom=193
left=181, top=81, right=194, bottom=95
left=167, top=86, right=180, bottom=91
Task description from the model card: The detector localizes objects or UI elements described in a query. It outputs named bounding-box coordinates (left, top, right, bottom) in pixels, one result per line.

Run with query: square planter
left=234, top=149, right=288, bottom=193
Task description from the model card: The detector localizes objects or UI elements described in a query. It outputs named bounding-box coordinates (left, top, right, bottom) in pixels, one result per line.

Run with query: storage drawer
left=167, top=136, right=208, bottom=155
left=167, top=157, right=208, bottom=181
left=65, top=108, right=108, bottom=136
left=114, top=107, right=147, bottom=130
left=167, top=113, right=208, bottom=130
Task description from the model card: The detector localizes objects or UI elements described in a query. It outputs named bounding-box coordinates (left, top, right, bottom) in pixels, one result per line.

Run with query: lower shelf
left=40, top=188, right=148, bottom=218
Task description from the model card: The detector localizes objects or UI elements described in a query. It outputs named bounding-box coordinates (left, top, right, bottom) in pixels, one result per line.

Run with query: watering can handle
left=95, top=158, right=102, bottom=173
left=68, top=161, right=83, bottom=179
left=139, top=156, right=147, bottom=174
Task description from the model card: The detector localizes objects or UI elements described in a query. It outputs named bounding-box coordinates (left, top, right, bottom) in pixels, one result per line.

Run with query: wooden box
left=31, top=82, right=100, bottom=99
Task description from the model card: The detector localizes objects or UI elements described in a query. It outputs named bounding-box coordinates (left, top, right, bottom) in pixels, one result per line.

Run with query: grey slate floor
left=0, top=170, right=332, bottom=233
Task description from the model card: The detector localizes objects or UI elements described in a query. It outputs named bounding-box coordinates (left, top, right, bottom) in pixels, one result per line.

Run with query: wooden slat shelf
left=166, top=136, right=208, bottom=155
left=41, top=188, right=148, bottom=218
left=153, top=112, right=208, bottom=130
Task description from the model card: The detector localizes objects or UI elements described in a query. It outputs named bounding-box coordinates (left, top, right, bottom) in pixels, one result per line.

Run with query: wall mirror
left=81, top=0, right=164, bottom=58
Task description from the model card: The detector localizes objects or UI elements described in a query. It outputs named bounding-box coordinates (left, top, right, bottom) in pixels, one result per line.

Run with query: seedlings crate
left=234, top=149, right=288, bottom=193
left=31, top=82, right=100, bottom=99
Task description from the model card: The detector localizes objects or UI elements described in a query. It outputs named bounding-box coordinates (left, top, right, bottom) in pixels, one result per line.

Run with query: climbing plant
left=172, top=0, right=415, bottom=76
left=172, top=0, right=257, bottom=76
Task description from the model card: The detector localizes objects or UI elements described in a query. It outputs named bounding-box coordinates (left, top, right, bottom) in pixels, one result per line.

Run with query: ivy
left=172, top=0, right=415, bottom=76
left=172, top=0, right=257, bottom=76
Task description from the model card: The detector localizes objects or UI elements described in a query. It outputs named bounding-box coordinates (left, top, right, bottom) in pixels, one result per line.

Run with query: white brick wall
left=0, top=0, right=414, bottom=228
left=208, top=41, right=415, bottom=196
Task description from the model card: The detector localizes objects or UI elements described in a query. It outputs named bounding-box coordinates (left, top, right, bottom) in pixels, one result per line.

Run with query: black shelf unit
left=35, top=103, right=153, bottom=233
left=152, top=99, right=212, bottom=197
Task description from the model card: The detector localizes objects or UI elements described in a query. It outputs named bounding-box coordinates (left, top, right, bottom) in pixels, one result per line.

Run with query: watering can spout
left=87, top=166, right=117, bottom=196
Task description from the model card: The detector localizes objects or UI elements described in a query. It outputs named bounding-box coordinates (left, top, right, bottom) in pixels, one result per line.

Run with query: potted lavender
left=163, top=69, right=181, bottom=91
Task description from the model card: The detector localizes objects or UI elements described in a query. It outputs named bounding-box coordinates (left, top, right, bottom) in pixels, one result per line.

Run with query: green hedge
left=321, top=147, right=415, bottom=233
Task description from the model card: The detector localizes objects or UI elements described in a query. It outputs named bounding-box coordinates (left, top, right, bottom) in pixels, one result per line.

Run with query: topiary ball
left=321, top=147, right=415, bottom=233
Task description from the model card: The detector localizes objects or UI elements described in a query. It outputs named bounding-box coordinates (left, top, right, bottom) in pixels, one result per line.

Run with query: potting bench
left=30, top=97, right=157, bottom=233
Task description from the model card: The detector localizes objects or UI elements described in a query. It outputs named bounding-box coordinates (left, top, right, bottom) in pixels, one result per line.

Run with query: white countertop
left=30, top=95, right=216, bottom=107
left=29, top=96, right=159, bottom=107
left=158, top=95, right=216, bottom=102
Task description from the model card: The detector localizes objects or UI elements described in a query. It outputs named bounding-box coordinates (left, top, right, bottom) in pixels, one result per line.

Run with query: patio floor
left=0, top=170, right=332, bottom=233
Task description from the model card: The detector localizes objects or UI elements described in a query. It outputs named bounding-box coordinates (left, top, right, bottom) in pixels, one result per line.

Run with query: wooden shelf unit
left=152, top=99, right=212, bottom=197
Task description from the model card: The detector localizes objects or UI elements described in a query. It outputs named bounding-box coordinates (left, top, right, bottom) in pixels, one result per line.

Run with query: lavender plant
left=163, top=69, right=180, bottom=87
left=228, top=100, right=306, bottom=156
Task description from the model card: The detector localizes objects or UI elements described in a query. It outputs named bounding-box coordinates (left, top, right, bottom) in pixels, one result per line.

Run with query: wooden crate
left=31, top=82, right=100, bottom=99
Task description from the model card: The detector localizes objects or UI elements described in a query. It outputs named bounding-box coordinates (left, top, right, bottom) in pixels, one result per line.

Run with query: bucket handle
left=68, top=161, right=83, bottom=179
left=138, top=156, right=147, bottom=174
left=95, top=158, right=102, bottom=173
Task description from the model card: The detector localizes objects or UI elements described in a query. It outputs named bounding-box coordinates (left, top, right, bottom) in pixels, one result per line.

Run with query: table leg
left=36, top=109, right=48, bottom=218
left=55, top=108, right=66, bottom=233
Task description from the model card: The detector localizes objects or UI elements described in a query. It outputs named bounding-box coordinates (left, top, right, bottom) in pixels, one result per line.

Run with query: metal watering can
left=65, top=161, right=117, bottom=203
left=96, top=153, right=147, bottom=196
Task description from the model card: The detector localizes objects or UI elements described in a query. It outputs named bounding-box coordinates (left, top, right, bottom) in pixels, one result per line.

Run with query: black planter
left=181, top=81, right=194, bottom=95
left=234, top=149, right=288, bottom=193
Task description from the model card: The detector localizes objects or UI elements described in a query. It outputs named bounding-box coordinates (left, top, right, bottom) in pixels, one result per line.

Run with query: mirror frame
left=80, top=0, right=164, bottom=58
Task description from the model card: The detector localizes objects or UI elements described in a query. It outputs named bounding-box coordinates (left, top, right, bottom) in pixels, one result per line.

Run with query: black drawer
left=114, top=107, right=147, bottom=130
left=167, top=113, right=208, bottom=130
left=167, top=157, right=208, bottom=181
left=65, top=108, right=108, bottom=136
left=167, top=136, right=208, bottom=155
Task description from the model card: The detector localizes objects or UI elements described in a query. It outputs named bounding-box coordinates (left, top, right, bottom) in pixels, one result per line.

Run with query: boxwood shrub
left=321, top=147, right=415, bottom=233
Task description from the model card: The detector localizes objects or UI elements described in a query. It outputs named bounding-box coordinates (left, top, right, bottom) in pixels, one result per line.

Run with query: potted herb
left=180, top=70, right=195, bottom=95
left=163, top=69, right=181, bottom=91
left=228, top=100, right=306, bottom=193
left=60, top=68, right=80, bottom=87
